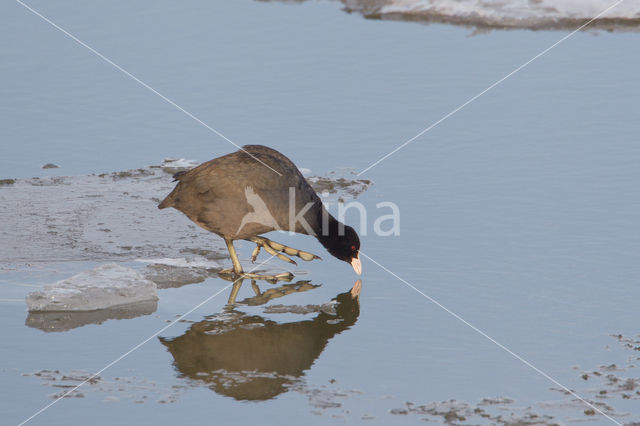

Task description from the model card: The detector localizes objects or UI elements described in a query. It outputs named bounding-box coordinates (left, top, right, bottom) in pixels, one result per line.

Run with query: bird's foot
left=246, top=236, right=322, bottom=265
left=218, top=268, right=294, bottom=284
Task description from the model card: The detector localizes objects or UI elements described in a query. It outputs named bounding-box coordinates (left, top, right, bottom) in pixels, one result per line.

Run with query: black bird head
left=323, top=224, right=361, bottom=275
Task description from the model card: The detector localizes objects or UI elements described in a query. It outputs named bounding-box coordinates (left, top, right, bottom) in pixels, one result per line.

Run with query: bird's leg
left=219, top=238, right=295, bottom=283
left=223, top=238, right=244, bottom=275
left=246, top=236, right=321, bottom=265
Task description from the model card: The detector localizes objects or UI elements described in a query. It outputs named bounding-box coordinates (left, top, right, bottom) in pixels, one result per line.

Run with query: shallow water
left=2, top=0, right=640, bottom=425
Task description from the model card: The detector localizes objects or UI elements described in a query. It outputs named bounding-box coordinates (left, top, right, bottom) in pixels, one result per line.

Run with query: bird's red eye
left=351, top=245, right=356, bottom=251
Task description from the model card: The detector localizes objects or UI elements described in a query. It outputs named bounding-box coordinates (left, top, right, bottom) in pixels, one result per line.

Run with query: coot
left=158, top=145, right=361, bottom=279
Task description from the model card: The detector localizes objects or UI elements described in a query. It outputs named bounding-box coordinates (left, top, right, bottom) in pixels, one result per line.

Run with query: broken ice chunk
left=26, top=264, right=158, bottom=312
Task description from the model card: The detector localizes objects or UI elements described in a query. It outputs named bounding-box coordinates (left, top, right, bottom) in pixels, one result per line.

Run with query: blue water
left=1, top=0, right=640, bottom=425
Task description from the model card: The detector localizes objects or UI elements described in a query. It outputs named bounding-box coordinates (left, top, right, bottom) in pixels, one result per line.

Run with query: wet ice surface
left=140, top=264, right=213, bottom=289
left=0, top=162, right=209, bottom=266
left=26, top=264, right=158, bottom=312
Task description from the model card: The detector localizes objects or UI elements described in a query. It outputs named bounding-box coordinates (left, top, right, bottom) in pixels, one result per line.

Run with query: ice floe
left=342, top=0, right=640, bottom=30
left=26, top=264, right=158, bottom=312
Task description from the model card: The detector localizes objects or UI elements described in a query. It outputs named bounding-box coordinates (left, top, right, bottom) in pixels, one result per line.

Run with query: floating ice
left=158, top=158, right=199, bottom=175
left=26, top=264, right=158, bottom=312
left=305, top=168, right=373, bottom=203
left=342, top=0, right=640, bottom=30
left=142, top=263, right=213, bottom=289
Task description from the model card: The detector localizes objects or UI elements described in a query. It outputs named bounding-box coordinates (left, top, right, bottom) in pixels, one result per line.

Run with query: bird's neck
left=315, top=213, right=345, bottom=250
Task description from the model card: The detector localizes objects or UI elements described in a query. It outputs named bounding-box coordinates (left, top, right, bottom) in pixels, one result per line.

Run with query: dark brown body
left=158, top=145, right=325, bottom=240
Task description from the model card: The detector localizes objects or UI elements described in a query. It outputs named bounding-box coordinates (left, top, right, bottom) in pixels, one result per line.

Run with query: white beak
left=350, top=253, right=362, bottom=275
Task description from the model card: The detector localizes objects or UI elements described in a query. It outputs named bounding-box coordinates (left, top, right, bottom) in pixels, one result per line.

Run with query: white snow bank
left=26, top=264, right=158, bottom=312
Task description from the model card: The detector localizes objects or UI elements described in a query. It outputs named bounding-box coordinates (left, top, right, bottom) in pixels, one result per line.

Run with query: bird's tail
left=158, top=170, right=189, bottom=209
left=158, top=195, right=173, bottom=209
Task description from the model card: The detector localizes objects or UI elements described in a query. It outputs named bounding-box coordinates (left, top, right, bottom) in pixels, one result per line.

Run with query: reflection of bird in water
left=159, top=281, right=361, bottom=401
